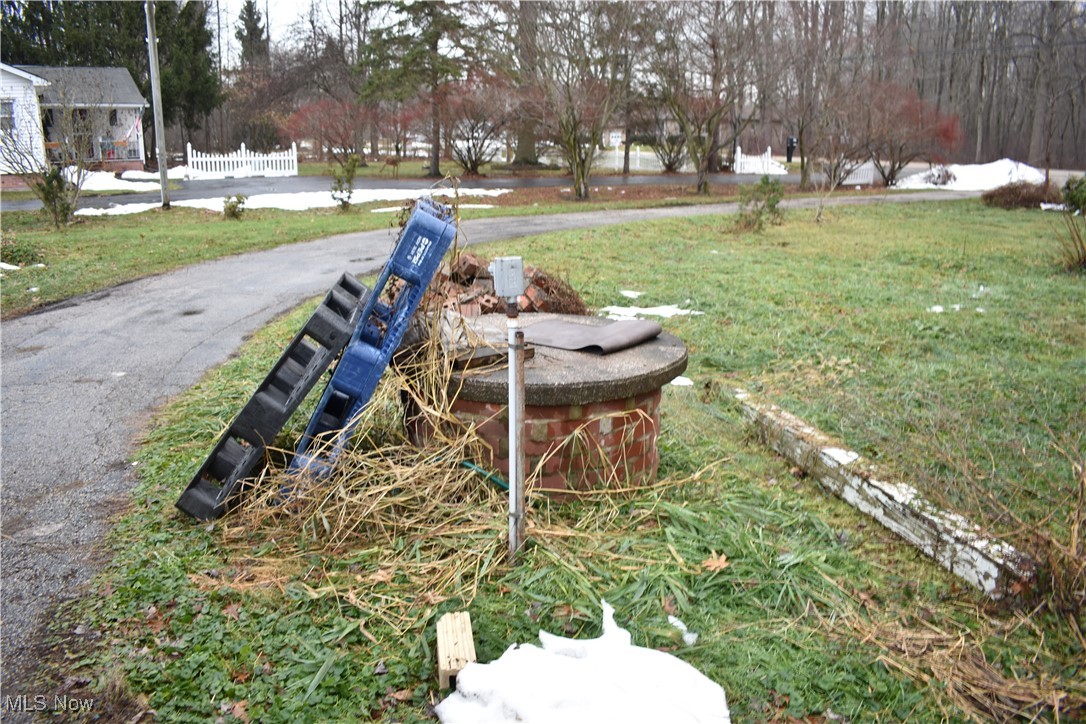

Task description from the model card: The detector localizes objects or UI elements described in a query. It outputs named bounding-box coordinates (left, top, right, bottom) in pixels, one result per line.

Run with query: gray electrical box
left=489, top=256, right=526, bottom=300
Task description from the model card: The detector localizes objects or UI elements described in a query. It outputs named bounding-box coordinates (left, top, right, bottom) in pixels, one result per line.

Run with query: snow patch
left=822, top=447, right=861, bottom=466
left=122, top=166, right=191, bottom=182
left=76, top=187, right=511, bottom=216
left=371, top=203, right=494, bottom=213
left=668, top=615, right=700, bottom=646
left=620, top=290, right=643, bottom=299
left=895, top=159, right=1043, bottom=192
left=599, top=304, right=705, bottom=320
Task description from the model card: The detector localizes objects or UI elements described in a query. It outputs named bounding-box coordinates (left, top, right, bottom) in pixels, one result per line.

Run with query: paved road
left=0, top=190, right=979, bottom=700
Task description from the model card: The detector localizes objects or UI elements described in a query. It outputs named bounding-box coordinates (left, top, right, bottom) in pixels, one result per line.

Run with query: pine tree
left=360, top=1, right=467, bottom=177
left=235, top=0, right=269, bottom=70
left=1, top=0, right=221, bottom=136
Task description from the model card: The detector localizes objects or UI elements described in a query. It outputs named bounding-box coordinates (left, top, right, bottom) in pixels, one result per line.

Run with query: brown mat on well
left=522, top=319, right=662, bottom=355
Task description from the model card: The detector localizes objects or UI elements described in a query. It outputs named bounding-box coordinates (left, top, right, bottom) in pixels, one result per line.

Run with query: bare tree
left=900, top=1, right=1085, bottom=170
left=448, top=72, right=513, bottom=175
left=628, top=99, right=686, bottom=173
left=650, top=1, right=760, bottom=194
left=1, top=77, right=105, bottom=228
left=524, top=1, right=634, bottom=200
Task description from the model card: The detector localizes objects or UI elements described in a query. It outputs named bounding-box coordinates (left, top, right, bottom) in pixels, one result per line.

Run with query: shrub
left=331, top=153, right=361, bottom=211
left=223, top=194, right=247, bottom=220
left=981, top=181, right=1061, bottom=210
left=1061, top=175, right=1086, bottom=215
left=735, top=175, right=784, bottom=232
left=1, top=231, right=44, bottom=266
left=33, top=166, right=74, bottom=229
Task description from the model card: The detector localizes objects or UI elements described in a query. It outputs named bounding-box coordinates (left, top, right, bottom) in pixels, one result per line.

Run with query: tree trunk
left=514, top=123, right=537, bottom=165
left=573, top=156, right=590, bottom=199
left=428, top=93, right=441, bottom=177
left=513, top=0, right=538, bottom=166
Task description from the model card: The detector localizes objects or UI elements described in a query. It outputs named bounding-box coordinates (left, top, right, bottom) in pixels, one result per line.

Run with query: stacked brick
left=432, top=252, right=589, bottom=318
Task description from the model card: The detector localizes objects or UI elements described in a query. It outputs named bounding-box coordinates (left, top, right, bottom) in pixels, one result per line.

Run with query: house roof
left=13, top=65, right=146, bottom=108
left=0, top=62, right=51, bottom=87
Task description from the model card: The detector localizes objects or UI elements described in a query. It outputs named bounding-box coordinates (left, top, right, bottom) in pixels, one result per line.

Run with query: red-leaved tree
left=446, top=73, right=514, bottom=175
left=285, top=99, right=372, bottom=165
left=863, top=83, right=962, bottom=186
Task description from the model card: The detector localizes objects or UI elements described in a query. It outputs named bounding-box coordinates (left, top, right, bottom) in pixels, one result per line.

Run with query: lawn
left=47, top=199, right=1084, bottom=722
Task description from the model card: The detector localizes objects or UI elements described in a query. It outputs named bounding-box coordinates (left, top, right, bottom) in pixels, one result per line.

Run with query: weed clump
left=1056, top=175, right=1086, bottom=272
left=981, top=181, right=1060, bottom=210
left=735, top=175, right=784, bottom=232
left=1, top=230, right=44, bottom=266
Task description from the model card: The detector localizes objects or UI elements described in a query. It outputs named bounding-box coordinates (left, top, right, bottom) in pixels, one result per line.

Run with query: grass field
left=42, top=199, right=1084, bottom=722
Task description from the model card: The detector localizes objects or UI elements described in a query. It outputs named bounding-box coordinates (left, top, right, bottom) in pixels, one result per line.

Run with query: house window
left=109, top=109, right=118, bottom=126
left=1, top=100, right=14, bottom=133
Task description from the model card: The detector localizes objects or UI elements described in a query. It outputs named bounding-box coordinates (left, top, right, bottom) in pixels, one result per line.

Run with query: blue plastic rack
left=290, top=198, right=457, bottom=476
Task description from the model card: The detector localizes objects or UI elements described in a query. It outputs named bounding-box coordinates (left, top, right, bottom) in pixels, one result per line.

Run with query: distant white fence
left=733, top=146, right=788, bottom=175
left=843, top=160, right=878, bottom=186
left=186, top=142, right=298, bottom=178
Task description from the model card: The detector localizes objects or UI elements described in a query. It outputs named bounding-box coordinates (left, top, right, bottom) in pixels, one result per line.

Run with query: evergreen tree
left=360, top=1, right=467, bottom=177
left=235, top=0, right=269, bottom=70
left=1, top=1, right=221, bottom=137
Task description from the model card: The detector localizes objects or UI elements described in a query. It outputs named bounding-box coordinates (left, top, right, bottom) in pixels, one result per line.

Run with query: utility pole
left=145, top=0, right=170, bottom=209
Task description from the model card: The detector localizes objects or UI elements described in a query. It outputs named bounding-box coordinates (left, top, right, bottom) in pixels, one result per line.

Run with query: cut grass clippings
left=49, top=199, right=1086, bottom=722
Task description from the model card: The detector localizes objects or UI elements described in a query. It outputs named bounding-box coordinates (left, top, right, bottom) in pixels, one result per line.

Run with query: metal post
left=508, top=321, right=526, bottom=562
left=145, top=0, right=170, bottom=209
left=489, top=256, right=527, bottom=563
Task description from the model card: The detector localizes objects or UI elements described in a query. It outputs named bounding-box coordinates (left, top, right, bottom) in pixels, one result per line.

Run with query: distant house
left=1, top=63, right=50, bottom=174
left=5, top=64, right=147, bottom=174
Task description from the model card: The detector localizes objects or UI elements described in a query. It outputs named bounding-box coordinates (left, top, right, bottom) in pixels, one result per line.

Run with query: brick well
left=452, top=389, right=661, bottom=496
left=445, top=313, right=688, bottom=498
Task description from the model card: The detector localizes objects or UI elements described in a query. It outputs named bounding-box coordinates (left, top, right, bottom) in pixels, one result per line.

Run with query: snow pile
left=59, top=167, right=161, bottom=192
left=75, top=187, right=511, bottom=217
left=435, top=601, right=730, bottom=724
left=895, top=159, right=1044, bottom=191
left=370, top=203, right=495, bottom=213
left=122, top=166, right=190, bottom=182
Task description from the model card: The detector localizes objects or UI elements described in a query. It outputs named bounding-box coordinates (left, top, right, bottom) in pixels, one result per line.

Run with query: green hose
left=460, top=460, right=509, bottom=491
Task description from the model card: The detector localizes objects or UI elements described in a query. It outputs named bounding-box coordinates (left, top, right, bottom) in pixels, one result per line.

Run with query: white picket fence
left=733, top=146, right=788, bottom=175
left=843, top=160, right=878, bottom=186
left=186, top=142, right=298, bottom=178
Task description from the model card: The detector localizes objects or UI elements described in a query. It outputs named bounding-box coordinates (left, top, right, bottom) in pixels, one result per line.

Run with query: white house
left=1, top=62, right=50, bottom=174
left=1, top=64, right=147, bottom=176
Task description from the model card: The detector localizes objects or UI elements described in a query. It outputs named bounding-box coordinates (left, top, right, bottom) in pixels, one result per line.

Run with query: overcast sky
left=210, top=0, right=305, bottom=65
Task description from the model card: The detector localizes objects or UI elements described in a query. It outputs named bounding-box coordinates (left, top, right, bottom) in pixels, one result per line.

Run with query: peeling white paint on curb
left=732, top=389, right=1035, bottom=598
